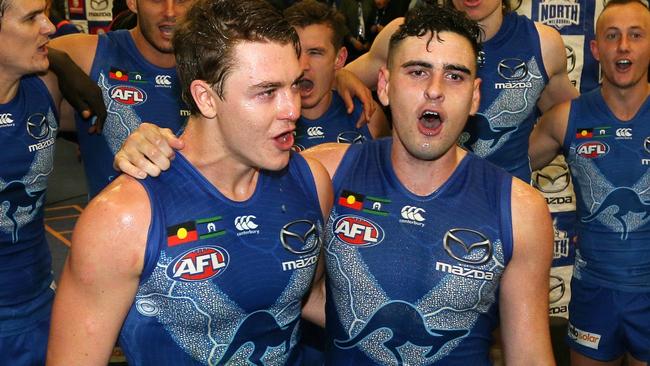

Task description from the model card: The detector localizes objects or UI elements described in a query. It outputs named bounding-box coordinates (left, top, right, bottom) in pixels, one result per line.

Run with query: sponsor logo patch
left=333, top=215, right=384, bottom=247
left=576, top=141, right=609, bottom=158
left=568, top=323, right=602, bottom=350
left=110, top=85, right=147, bottom=106
left=167, top=246, right=229, bottom=281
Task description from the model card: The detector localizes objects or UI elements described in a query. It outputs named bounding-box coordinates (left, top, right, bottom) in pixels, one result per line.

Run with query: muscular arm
left=300, top=157, right=334, bottom=327
left=529, top=101, right=570, bottom=171
left=535, top=23, right=579, bottom=113
left=499, top=179, right=555, bottom=365
left=47, top=176, right=149, bottom=365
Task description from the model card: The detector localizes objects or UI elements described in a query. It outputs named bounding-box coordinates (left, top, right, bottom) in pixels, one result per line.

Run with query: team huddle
left=1, top=0, right=649, bottom=365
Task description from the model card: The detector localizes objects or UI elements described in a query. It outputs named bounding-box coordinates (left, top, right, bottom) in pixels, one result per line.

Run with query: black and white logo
left=155, top=75, right=172, bottom=87
left=337, top=131, right=366, bottom=144
left=234, top=215, right=258, bottom=231
left=497, top=58, right=528, bottom=81
left=533, top=163, right=571, bottom=193
left=26, top=113, right=49, bottom=139
left=307, top=126, right=324, bottom=137
left=549, top=275, right=566, bottom=304
left=644, top=136, right=650, bottom=153
left=615, top=128, right=632, bottom=139
left=0, top=113, right=13, bottom=125
left=565, top=45, right=576, bottom=73
left=443, top=228, right=492, bottom=265
left=400, top=206, right=425, bottom=222
left=280, top=220, right=320, bottom=255
left=90, top=0, right=109, bottom=11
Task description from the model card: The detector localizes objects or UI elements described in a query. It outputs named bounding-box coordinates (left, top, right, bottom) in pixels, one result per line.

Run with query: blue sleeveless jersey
left=77, top=30, right=187, bottom=198
left=459, top=12, right=548, bottom=182
left=325, top=138, right=514, bottom=365
left=292, top=91, right=371, bottom=151
left=119, top=152, right=324, bottom=365
left=0, top=75, right=57, bottom=334
left=563, top=89, right=650, bottom=292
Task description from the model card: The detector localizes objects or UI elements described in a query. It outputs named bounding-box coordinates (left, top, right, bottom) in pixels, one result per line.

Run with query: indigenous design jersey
left=78, top=30, right=186, bottom=198
left=326, top=138, right=513, bottom=365
left=0, top=75, right=57, bottom=334
left=459, top=12, right=548, bottom=182
left=119, top=152, right=324, bottom=365
left=292, top=92, right=371, bottom=151
left=563, top=89, right=650, bottom=292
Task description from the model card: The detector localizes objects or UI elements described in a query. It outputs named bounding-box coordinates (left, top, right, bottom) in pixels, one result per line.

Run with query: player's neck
left=180, top=117, right=261, bottom=202
left=390, top=143, right=466, bottom=196
left=601, top=81, right=650, bottom=122
left=129, top=28, right=176, bottom=69
left=301, top=90, right=333, bottom=120
left=479, top=9, right=505, bottom=42
left=0, top=72, right=21, bottom=104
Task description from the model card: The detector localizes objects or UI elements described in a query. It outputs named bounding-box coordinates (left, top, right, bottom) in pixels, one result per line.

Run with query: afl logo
left=166, top=246, right=229, bottom=282
left=576, top=142, right=609, bottom=159
left=109, top=85, right=147, bottom=106
left=333, top=215, right=384, bottom=247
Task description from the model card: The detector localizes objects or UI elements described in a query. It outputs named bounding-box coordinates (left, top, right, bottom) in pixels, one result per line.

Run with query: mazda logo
left=26, top=113, right=49, bottom=140
left=280, top=220, right=320, bottom=255
left=644, top=136, right=650, bottom=153
left=91, top=0, right=109, bottom=10
left=337, top=131, right=366, bottom=144
left=443, top=228, right=492, bottom=265
left=565, top=45, right=576, bottom=73
left=532, top=163, right=571, bottom=193
left=497, top=58, right=528, bottom=81
left=549, top=275, right=565, bottom=304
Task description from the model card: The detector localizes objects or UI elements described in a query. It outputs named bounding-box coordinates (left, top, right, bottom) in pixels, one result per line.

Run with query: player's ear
left=190, top=80, right=218, bottom=119
left=334, top=47, right=348, bottom=70
left=377, top=66, right=390, bottom=107
left=126, top=0, right=137, bottom=14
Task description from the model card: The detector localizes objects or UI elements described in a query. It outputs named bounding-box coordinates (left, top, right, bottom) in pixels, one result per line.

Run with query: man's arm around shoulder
left=47, top=175, right=150, bottom=366
left=499, top=178, right=555, bottom=365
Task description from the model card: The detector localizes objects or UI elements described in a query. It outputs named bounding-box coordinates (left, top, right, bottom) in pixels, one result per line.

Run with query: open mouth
left=615, top=59, right=632, bottom=72
left=299, top=79, right=314, bottom=95
left=418, top=110, right=443, bottom=136
left=159, top=25, right=175, bottom=37
left=274, top=130, right=295, bottom=150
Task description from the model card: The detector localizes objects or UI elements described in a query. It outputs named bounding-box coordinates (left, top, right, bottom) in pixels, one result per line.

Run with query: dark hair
left=388, top=4, right=482, bottom=69
left=284, top=0, right=347, bottom=49
left=0, top=0, right=12, bottom=26
left=173, top=0, right=300, bottom=114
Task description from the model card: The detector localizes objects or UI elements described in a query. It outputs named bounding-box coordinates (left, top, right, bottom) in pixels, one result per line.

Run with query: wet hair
left=173, top=0, right=300, bottom=114
left=284, top=0, right=347, bottom=49
left=388, top=4, right=482, bottom=69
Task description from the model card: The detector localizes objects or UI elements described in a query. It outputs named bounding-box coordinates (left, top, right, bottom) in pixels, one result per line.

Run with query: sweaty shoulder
left=301, top=143, right=351, bottom=179
left=72, top=174, right=151, bottom=276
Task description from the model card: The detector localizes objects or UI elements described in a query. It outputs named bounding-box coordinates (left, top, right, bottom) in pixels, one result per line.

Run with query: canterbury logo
left=400, top=206, right=425, bottom=222
left=155, top=75, right=172, bottom=86
left=307, top=127, right=324, bottom=137
left=0, top=113, right=14, bottom=125
left=234, top=215, right=258, bottom=231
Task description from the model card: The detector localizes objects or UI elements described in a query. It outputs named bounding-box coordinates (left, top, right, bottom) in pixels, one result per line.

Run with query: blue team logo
left=576, top=141, right=609, bottom=159
left=538, top=0, right=580, bottom=30
left=109, top=85, right=147, bottom=106
left=333, top=215, right=384, bottom=247
left=166, top=246, right=229, bottom=282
